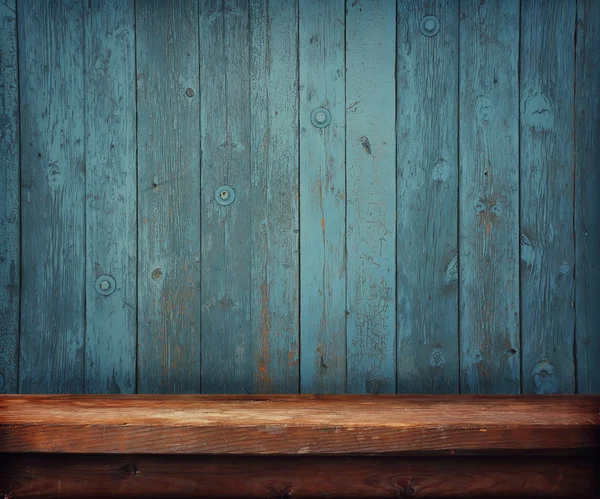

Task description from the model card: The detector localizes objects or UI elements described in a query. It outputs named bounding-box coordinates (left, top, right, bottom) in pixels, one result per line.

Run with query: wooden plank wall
left=18, top=0, right=86, bottom=393
left=0, top=0, right=597, bottom=395
left=136, top=0, right=201, bottom=393
left=84, top=0, right=137, bottom=394
left=575, top=0, right=600, bottom=395
left=0, top=0, right=19, bottom=394
left=346, top=0, right=396, bottom=394
left=459, top=0, right=521, bottom=394
left=396, top=0, right=459, bottom=394
left=299, top=0, right=346, bottom=393
left=520, top=0, right=576, bottom=395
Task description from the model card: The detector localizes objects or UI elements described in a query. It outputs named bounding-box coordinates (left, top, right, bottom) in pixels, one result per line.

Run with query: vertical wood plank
left=520, top=0, right=576, bottom=394
left=299, top=0, right=346, bottom=393
left=136, top=0, right=201, bottom=393
left=0, top=0, right=19, bottom=394
left=249, top=0, right=300, bottom=393
left=18, top=0, right=86, bottom=393
left=459, top=0, right=520, bottom=394
left=396, top=0, right=459, bottom=394
left=84, top=0, right=137, bottom=394
left=345, top=0, right=396, bottom=394
left=200, top=0, right=253, bottom=393
left=576, top=0, right=600, bottom=394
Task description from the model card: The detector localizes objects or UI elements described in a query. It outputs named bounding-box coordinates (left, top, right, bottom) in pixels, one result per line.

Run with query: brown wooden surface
left=0, top=454, right=597, bottom=498
left=0, top=395, right=598, bottom=455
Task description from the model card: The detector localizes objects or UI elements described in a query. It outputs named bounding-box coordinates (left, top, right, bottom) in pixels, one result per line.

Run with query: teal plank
left=299, top=0, right=346, bottom=393
left=200, top=0, right=253, bottom=393
left=84, top=0, right=137, bottom=394
left=249, top=0, right=300, bottom=393
left=520, top=0, right=576, bottom=394
left=136, top=0, right=201, bottom=393
left=18, top=0, right=86, bottom=393
left=0, top=0, right=19, bottom=394
left=346, top=0, right=395, bottom=394
left=396, top=0, right=459, bottom=394
left=576, top=0, right=600, bottom=394
left=459, top=0, right=520, bottom=394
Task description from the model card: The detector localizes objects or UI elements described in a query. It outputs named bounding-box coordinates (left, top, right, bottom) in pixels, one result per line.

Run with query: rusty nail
left=215, top=186, right=235, bottom=206
left=186, top=88, right=194, bottom=97
left=95, top=275, right=116, bottom=296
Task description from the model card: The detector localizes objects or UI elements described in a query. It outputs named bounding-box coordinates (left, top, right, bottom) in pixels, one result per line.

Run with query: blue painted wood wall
left=0, top=0, right=598, bottom=394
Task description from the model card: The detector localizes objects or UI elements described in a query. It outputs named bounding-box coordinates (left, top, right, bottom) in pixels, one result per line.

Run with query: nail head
left=310, top=107, right=331, bottom=128
left=420, top=15, right=440, bottom=36
left=95, top=275, right=116, bottom=296
left=215, top=185, right=235, bottom=206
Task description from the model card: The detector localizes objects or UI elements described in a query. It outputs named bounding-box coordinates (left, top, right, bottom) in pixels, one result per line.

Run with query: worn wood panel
left=396, top=0, right=459, bottom=394
left=576, top=0, right=600, bottom=394
left=345, top=0, right=396, bottom=394
left=0, top=395, right=598, bottom=454
left=520, top=0, right=576, bottom=395
left=249, top=0, right=300, bottom=393
left=200, top=0, right=253, bottom=393
left=84, top=0, right=137, bottom=394
left=299, top=0, right=346, bottom=394
left=0, top=0, right=19, bottom=394
left=136, top=0, right=201, bottom=393
left=458, top=0, right=520, bottom=394
left=18, top=0, right=86, bottom=393
left=1, top=455, right=595, bottom=498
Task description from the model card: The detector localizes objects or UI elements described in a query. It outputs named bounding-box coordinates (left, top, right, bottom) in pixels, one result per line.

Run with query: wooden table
left=1, top=395, right=598, bottom=497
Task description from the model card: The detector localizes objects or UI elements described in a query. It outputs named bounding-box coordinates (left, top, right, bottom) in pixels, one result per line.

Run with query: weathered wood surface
left=345, top=0, right=396, bottom=394
left=1, top=0, right=600, bottom=395
left=84, top=0, right=137, bottom=394
left=520, top=0, right=576, bottom=395
left=249, top=0, right=300, bottom=393
left=200, top=0, right=253, bottom=393
left=1, top=454, right=595, bottom=498
left=18, top=0, right=86, bottom=393
left=396, top=0, right=459, bottom=394
left=458, top=0, right=521, bottom=394
left=299, top=0, right=347, bottom=394
left=136, top=0, right=201, bottom=393
left=576, top=0, right=600, bottom=395
left=0, top=0, right=19, bottom=394
left=0, top=395, right=597, bottom=454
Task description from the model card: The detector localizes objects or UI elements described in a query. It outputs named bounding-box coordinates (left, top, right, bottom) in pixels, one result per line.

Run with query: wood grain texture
left=1, top=454, right=596, bottom=498
left=84, top=0, right=137, bottom=394
left=200, top=0, right=252, bottom=394
left=576, top=0, right=600, bottom=395
left=0, top=0, right=19, bottom=394
left=249, top=0, right=300, bottom=393
left=18, top=0, right=86, bottom=393
left=136, top=0, right=201, bottom=393
left=0, top=395, right=597, bottom=454
left=396, top=0, right=459, bottom=394
left=458, top=0, right=520, bottom=394
left=4, top=0, right=600, bottom=398
left=345, top=0, right=396, bottom=394
left=299, top=0, right=346, bottom=394
left=520, top=0, right=576, bottom=395
left=250, top=0, right=300, bottom=393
